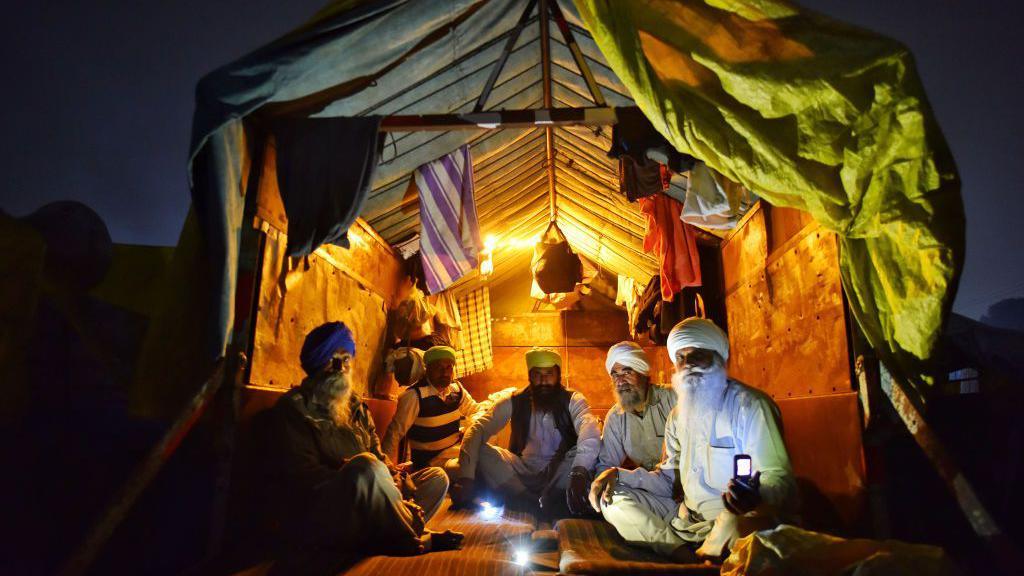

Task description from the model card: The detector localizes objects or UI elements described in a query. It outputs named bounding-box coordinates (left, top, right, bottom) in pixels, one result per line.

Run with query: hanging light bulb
left=480, top=234, right=495, bottom=276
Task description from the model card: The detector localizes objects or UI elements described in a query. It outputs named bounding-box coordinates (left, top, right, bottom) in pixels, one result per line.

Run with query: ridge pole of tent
left=540, top=0, right=557, bottom=223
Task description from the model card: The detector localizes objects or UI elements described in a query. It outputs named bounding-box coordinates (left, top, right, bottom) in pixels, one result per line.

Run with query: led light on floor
left=478, top=501, right=502, bottom=520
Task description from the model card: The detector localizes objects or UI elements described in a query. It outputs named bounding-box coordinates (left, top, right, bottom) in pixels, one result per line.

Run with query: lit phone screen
left=736, top=458, right=752, bottom=476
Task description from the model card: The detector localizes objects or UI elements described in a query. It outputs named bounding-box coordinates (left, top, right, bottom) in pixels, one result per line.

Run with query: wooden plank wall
left=721, top=203, right=866, bottom=530
left=460, top=310, right=669, bottom=422
left=245, top=138, right=405, bottom=398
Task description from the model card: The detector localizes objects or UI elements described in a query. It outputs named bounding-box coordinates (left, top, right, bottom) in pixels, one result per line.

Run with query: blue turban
left=300, top=322, right=356, bottom=375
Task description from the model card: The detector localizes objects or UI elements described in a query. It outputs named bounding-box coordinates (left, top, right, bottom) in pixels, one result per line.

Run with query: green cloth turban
left=525, top=348, right=562, bottom=370
left=423, top=345, right=457, bottom=365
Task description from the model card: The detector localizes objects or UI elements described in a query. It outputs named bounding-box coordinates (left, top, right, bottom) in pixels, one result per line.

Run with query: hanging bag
left=531, top=221, right=583, bottom=294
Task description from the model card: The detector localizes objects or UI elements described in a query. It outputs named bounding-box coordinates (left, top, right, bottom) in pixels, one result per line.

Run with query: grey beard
left=615, top=388, right=644, bottom=411
left=311, top=371, right=354, bottom=427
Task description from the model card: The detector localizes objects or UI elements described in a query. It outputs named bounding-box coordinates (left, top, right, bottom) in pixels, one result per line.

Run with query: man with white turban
left=450, top=348, right=602, bottom=519
left=595, top=342, right=676, bottom=476
left=589, top=318, right=795, bottom=561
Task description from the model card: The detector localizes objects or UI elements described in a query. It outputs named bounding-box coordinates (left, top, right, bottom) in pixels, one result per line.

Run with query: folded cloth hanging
left=455, top=287, right=492, bottom=378
left=271, top=116, right=382, bottom=257
left=427, top=290, right=463, bottom=349
left=415, top=145, right=482, bottom=294
left=638, top=194, right=702, bottom=301
left=682, top=162, right=756, bottom=230
left=618, top=156, right=671, bottom=202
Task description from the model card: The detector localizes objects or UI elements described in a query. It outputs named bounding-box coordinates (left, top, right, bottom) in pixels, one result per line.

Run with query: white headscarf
left=605, top=341, right=650, bottom=375
left=385, top=347, right=425, bottom=386
left=666, top=317, right=729, bottom=363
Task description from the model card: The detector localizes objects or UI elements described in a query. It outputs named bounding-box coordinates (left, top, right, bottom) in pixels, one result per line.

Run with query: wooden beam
left=473, top=0, right=538, bottom=112
left=540, top=0, right=557, bottom=222
left=886, top=376, right=1024, bottom=573
left=548, top=0, right=606, bottom=106
left=379, top=106, right=619, bottom=132
left=60, top=359, right=228, bottom=576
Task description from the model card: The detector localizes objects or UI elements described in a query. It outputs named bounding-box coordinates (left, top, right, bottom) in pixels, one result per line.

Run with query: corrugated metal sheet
left=328, top=3, right=672, bottom=293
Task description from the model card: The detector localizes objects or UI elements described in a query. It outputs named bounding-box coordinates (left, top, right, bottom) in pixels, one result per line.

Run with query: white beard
left=672, top=362, right=728, bottom=439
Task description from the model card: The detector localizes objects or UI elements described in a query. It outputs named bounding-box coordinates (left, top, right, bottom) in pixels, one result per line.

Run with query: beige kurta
left=596, top=385, right=676, bottom=474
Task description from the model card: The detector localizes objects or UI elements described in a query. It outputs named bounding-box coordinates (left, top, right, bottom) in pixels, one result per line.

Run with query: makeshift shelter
left=56, top=1, right=1008, bottom=575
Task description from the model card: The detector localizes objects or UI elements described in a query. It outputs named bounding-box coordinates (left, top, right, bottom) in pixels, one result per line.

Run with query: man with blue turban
left=269, top=322, right=463, bottom=568
left=450, top=347, right=601, bottom=519
left=589, top=318, right=795, bottom=561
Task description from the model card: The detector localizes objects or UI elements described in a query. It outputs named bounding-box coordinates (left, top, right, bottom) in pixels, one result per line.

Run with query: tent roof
left=326, top=0, right=668, bottom=291
left=192, top=0, right=963, bottom=386
left=194, top=0, right=680, bottom=296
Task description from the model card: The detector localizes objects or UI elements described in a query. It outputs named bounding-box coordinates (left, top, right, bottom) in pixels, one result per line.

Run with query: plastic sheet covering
left=721, top=525, right=960, bottom=576
left=574, top=0, right=964, bottom=384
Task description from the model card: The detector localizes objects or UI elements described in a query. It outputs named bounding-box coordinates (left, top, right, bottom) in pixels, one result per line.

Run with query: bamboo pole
left=59, top=358, right=227, bottom=576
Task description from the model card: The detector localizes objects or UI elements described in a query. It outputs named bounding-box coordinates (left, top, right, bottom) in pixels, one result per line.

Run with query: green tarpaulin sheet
left=575, top=0, right=964, bottom=384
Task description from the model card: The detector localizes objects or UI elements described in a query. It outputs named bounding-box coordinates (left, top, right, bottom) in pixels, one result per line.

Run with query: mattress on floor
left=555, top=518, right=720, bottom=575
left=341, top=501, right=537, bottom=576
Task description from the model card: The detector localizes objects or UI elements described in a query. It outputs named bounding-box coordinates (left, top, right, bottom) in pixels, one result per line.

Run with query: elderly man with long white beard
left=595, top=342, right=676, bottom=475
left=589, top=318, right=796, bottom=561
left=450, top=348, right=601, bottom=519
left=269, top=322, right=463, bottom=570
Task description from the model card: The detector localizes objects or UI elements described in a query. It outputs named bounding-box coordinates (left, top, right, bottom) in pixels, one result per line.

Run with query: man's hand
left=588, top=468, right=619, bottom=512
left=425, top=529, right=465, bottom=552
left=392, top=467, right=417, bottom=499
left=722, top=471, right=761, bottom=515
left=567, top=466, right=593, bottom=515
left=403, top=499, right=426, bottom=534
left=449, top=477, right=476, bottom=509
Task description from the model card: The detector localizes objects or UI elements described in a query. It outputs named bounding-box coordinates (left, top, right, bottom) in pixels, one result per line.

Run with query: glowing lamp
left=513, top=548, right=530, bottom=566
left=478, top=500, right=502, bottom=520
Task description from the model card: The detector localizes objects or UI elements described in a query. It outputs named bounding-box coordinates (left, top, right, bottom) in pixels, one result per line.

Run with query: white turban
left=666, top=317, right=729, bottom=363
left=385, top=347, right=425, bottom=386
left=605, top=341, right=650, bottom=375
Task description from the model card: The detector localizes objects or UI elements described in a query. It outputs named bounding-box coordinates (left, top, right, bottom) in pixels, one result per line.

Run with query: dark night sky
left=1, top=1, right=1021, bottom=320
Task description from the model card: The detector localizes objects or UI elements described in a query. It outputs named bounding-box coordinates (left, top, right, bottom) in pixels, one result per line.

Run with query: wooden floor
left=231, top=501, right=722, bottom=575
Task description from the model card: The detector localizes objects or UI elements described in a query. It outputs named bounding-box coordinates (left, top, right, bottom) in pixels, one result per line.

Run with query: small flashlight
left=513, top=548, right=530, bottom=566
left=478, top=500, right=502, bottom=520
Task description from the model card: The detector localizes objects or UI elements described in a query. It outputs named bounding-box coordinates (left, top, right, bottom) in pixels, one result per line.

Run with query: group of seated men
left=267, top=316, right=796, bottom=568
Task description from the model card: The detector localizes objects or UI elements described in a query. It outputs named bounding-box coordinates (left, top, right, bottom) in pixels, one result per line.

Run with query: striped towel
left=416, top=145, right=481, bottom=294
left=455, top=287, right=492, bottom=378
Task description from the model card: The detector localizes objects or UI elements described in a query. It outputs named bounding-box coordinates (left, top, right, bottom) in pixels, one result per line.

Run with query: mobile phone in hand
left=733, top=454, right=752, bottom=481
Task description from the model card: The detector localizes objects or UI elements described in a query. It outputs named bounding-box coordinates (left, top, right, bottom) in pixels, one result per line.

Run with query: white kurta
left=603, top=379, right=795, bottom=554
left=457, top=390, right=601, bottom=490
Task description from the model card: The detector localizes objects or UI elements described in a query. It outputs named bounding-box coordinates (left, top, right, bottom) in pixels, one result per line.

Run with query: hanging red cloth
left=638, top=194, right=701, bottom=300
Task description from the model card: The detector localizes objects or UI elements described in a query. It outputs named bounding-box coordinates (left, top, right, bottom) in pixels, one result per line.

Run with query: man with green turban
left=383, top=345, right=483, bottom=478
left=450, top=348, right=601, bottom=518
